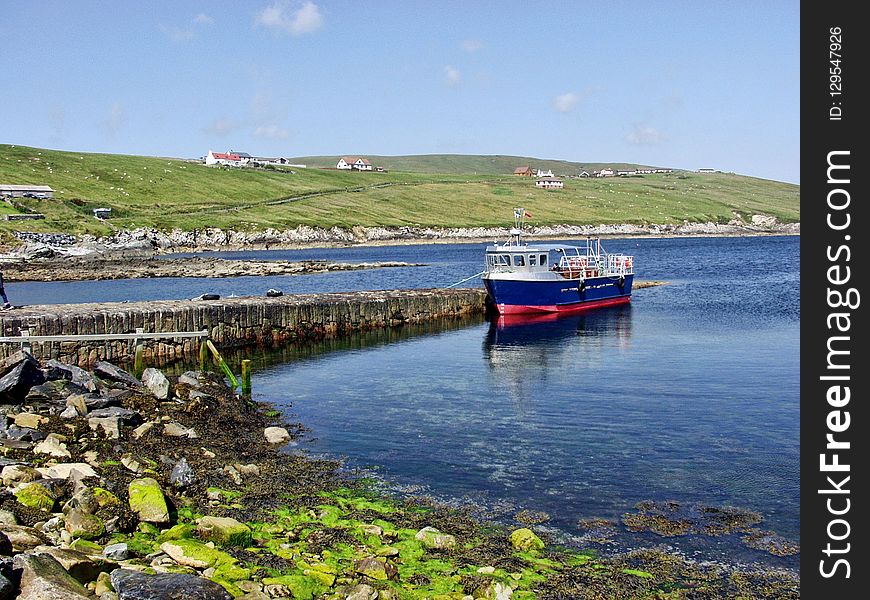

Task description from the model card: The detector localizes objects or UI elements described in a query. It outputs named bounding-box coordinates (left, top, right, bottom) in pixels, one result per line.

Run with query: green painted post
left=133, top=328, right=145, bottom=378
left=241, top=359, right=252, bottom=396
left=206, top=340, right=239, bottom=389
left=199, top=340, right=209, bottom=372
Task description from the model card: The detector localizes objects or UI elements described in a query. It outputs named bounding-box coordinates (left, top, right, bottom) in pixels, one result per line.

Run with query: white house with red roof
left=336, top=156, right=373, bottom=171
left=205, top=150, right=247, bottom=167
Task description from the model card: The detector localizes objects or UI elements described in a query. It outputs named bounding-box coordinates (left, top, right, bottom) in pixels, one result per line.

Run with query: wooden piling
left=241, top=359, right=252, bottom=396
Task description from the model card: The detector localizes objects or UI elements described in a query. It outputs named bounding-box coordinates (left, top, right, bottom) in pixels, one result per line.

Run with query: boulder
left=31, top=545, right=116, bottom=584
left=141, top=368, right=170, bottom=400
left=128, top=478, right=169, bottom=524
left=12, top=552, right=92, bottom=599
left=44, top=359, right=98, bottom=391
left=65, top=394, right=89, bottom=416
left=2, top=464, right=39, bottom=486
left=508, top=528, right=544, bottom=551
left=33, top=435, right=71, bottom=458
left=0, top=358, right=46, bottom=404
left=88, top=416, right=121, bottom=439
left=88, top=407, right=142, bottom=425
left=159, top=539, right=235, bottom=569
left=263, top=427, right=290, bottom=444
left=11, top=413, right=47, bottom=429
left=169, top=458, right=196, bottom=488
left=345, top=584, right=378, bottom=600
left=36, top=462, right=98, bottom=481
left=414, top=526, right=457, bottom=550
left=0, top=523, right=48, bottom=552
left=178, top=372, right=202, bottom=388
left=195, top=516, right=252, bottom=548
left=103, top=543, right=129, bottom=561
left=14, top=482, right=56, bottom=512
left=0, top=573, right=11, bottom=599
left=93, top=362, right=140, bottom=388
left=354, top=556, right=397, bottom=581
left=65, top=507, right=106, bottom=539
left=111, top=568, right=233, bottom=600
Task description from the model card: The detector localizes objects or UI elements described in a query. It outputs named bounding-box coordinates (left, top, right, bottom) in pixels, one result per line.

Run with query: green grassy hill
left=287, top=154, right=649, bottom=175
left=0, top=144, right=799, bottom=239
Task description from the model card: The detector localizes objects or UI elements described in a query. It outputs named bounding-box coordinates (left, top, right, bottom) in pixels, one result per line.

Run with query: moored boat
left=482, top=209, right=634, bottom=314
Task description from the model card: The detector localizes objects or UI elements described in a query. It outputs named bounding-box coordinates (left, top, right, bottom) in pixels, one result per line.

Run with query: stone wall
left=0, top=288, right=488, bottom=366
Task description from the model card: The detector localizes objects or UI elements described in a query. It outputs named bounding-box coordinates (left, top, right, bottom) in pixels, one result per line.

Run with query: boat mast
left=510, top=208, right=525, bottom=246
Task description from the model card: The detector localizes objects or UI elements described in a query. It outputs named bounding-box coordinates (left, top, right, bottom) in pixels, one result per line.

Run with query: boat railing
left=605, top=254, right=634, bottom=276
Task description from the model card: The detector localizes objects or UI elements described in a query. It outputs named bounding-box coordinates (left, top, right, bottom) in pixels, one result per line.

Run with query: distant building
left=596, top=168, right=615, bottom=178
left=205, top=151, right=245, bottom=167
left=578, top=171, right=590, bottom=177
left=535, top=177, right=564, bottom=189
left=93, top=207, right=112, bottom=219
left=0, top=184, right=54, bottom=199
left=337, top=156, right=373, bottom=171
left=698, top=168, right=718, bottom=173
left=513, top=166, right=534, bottom=176
left=535, top=168, right=554, bottom=178
left=617, top=169, right=637, bottom=177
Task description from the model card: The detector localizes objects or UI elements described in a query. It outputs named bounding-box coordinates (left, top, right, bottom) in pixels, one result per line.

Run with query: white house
left=337, top=156, right=373, bottom=171
left=698, top=168, right=718, bottom=173
left=535, top=168, right=554, bottom=178
left=597, top=168, right=615, bottom=177
left=205, top=150, right=246, bottom=167
left=535, top=177, right=564, bottom=189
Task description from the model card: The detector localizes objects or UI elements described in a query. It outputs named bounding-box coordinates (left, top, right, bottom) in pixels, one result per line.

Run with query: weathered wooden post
left=241, top=359, right=252, bottom=396
left=133, top=328, right=145, bottom=377
left=199, top=340, right=209, bottom=372
left=206, top=340, right=239, bottom=389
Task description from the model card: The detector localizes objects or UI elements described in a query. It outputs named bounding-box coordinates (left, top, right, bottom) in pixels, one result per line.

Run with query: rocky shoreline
left=0, top=351, right=799, bottom=599
left=4, top=219, right=799, bottom=262
left=2, top=258, right=418, bottom=284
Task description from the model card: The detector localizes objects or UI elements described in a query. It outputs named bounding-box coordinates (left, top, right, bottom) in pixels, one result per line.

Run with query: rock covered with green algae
left=195, top=515, right=252, bottom=548
left=14, top=482, right=55, bottom=512
left=128, top=477, right=169, bottom=524
left=415, top=526, right=458, bottom=550
left=509, top=528, right=544, bottom=552
left=159, top=539, right=237, bottom=569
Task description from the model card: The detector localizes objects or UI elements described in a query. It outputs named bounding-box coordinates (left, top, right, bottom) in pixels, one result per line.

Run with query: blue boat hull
left=484, top=274, right=633, bottom=314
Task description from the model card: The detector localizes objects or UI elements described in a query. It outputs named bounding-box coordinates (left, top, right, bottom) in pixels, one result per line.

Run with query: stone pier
left=0, top=288, right=488, bottom=366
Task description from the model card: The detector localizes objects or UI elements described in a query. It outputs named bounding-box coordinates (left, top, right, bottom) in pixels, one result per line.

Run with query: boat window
left=529, top=254, right=537, bottom=266
left=487, top=255, right=497, bottom=266
left=498, top=255, right=510, bottom=266
left=540, top=254, right=547, bottom=265
left=513, top=255, right=525, bottom=267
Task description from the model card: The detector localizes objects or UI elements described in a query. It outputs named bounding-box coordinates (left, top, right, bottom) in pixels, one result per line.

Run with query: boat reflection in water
left=483, top=304, right=633, bottom=408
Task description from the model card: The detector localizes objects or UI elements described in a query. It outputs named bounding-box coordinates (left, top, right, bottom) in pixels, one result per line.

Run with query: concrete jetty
left=0, top=288, right=488, bottom=366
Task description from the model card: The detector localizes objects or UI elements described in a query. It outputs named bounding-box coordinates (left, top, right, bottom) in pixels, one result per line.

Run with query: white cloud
left=253, top=124, right=289, bottom=139
left=256, top=1, right=323, bottom=35
left=445, top=65, right=460, bottom=87
left=461, top=39, right=483, bottom=52
left=552, top=92, right=580, bottom=113
left=194, top=13, right=214, bottom=25
left=104, top=103, right=124, bottom=135
left=203, top=118, right=239, bottom=137
left=625, top=125, right=667, bottom=145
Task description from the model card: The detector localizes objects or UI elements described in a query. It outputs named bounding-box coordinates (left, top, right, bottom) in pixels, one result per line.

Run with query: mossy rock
left=70, top=538, right=104, bottom=553
left=92, top=487, right=121, bottom=508
left=196, top=515, right=252, bottom=548
left=65, top=508, right=106, bottom=540
left=160, top=539, right=237, bottom=569
left=14, top=483, right=56, bottom=512
left=128, top=477, right=169, bottom=524
left=414, top=526, right=457, bottom=550
left=158, top=523, right=194, bottom=543
left=509, top=528, right=544, bottom=552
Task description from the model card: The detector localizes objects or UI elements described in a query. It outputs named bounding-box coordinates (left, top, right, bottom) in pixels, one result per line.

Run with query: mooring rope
left=445, top=271, right=486, bottom=288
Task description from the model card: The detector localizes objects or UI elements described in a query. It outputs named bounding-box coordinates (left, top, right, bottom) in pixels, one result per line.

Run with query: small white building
left=535, top=177, right=564, bottom=189
left=205, top=150, right=246, bottom=167
left=337, top=156, right=373, bottom=171
left=535, top=168, right=554, bottom=178
left=698, top=168, right=718, bottom=173
left=93, top=207, right=112, bottom=219
left=0, top=184, right=54, bottom=199
left=597, top=168, right=615, bottom=178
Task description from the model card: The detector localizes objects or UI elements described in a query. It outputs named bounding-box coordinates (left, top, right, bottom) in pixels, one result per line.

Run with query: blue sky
left=1, top=1, right=799, bottom=183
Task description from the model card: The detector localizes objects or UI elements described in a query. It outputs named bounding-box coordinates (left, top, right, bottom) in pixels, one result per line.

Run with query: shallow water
left=14, top=236, right=800, bottom=567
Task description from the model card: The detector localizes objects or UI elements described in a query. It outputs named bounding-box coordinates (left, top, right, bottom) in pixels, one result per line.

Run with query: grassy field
left=0, top=144, right=799, bottom=238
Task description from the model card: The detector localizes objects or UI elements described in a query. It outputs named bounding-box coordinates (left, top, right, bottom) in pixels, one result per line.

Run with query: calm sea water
left=14, top=236, right=799, bottom=566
